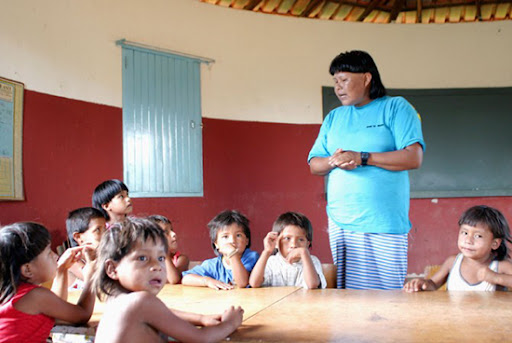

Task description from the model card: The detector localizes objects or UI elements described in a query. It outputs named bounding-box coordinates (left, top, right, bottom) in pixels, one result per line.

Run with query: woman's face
left=332, top=71, right=372, bottom=107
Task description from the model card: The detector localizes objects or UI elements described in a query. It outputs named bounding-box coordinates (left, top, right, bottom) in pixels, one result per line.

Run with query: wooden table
left=52, top=285, right=299, bottom=336
left=228, top=289, right=512, bottom=343
left=53, top=286, right=512, bottom=342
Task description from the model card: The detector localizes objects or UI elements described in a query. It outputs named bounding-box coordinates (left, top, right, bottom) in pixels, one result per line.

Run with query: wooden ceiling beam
left=389, top=0, right=406, bottom=21
left=357, top=0, right=383, bottom=21
left=416, top=0, right=422, bottom=22
left=475, top=0, right=482, bottom=20
left=302, top=0, right=325, bottom=16
left=245, top=0, right=262, bottom=10
left=418, top=0, right=494, bottom=10
left=330, top=0, right=346, bottom=6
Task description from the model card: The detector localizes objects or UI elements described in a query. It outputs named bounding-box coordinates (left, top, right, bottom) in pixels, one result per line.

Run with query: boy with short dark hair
left=182, top=210, right=259, bottom=290
left=249, top=212, right=326, bottom=289
left=67, top=207, right=106, bottom=247
left=66, top=207, right=106, bottom=289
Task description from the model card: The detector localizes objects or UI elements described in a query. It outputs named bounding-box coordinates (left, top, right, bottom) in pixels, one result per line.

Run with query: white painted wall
left=1, top=0, right=511, bottom=123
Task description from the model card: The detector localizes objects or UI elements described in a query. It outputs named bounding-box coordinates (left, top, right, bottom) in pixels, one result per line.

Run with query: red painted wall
left=0, top=90, right=511, bottom=274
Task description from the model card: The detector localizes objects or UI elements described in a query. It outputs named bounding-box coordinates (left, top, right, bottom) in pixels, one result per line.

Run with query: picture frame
left=0, top=77, right=24, bottom=201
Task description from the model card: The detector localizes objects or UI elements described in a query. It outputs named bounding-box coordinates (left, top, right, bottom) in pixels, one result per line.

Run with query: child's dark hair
left=93, top=217, right=168, bottom=301
left=66, top=207, right=105, bottom=247
left=329, top=50, right=387, bottom=100
left=458, top=205, right=512, bottom=260
left=0, top=222, right=51, bottom=304
left=92, top=179, right=129, bottom=220
left=272, top=212, right=314, bottom=246
left=147, top=215, right=171, bottom=226
left=208, top=210, right=251, bottom=256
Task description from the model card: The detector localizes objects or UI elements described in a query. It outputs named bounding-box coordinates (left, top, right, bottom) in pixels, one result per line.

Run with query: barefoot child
left=182, top=210, right=259, bottom=290
left=404, top=205, right=512, bottom=292
left=93, top=217, right=244, bottom=343
left=249, top=212, right=327, bottom=289
left=147, top=215, right=189, bottom=284
left=92, top=179, right=133, bottom=227
left=0, top=222, right=95, bottom=342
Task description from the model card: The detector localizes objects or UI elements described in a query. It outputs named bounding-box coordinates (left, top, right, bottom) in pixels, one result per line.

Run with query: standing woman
left=308, top=51, right=425, bottom=289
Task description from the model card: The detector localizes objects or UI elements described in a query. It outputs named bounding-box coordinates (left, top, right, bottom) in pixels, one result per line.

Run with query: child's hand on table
left=221, top=306, right=244, bottom=329
left=403, top=278, right=435, bottom=292
left=203, top=276, right=234, bottom=291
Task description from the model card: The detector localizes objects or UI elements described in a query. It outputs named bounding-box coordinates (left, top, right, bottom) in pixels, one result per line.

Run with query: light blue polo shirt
left=182, top=248, right=259, bottom=284
left=308, top=96, right=425, bottom=234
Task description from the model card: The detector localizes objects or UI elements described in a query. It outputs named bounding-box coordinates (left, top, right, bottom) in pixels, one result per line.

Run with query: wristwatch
left=361, top=152, right=370, bottom=166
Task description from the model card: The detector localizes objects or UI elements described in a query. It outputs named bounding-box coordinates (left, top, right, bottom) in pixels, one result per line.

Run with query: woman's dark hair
left=0, top=222, right=51, bottom=304
left=329, top=50, right=387, bottom=99
left=458, top=205, right=512, bottom=261
left=92, top=179, right=129, bottom=220
left=93, top=217, right=168, bottom=301
left=66, top=207, right=105, bottom=247
left=272, top=212, right=314, bottom=246
left=208, top=210, right=251, bottom=256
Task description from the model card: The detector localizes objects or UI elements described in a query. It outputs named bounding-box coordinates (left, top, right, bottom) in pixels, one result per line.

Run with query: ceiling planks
left=208, top=0, right=512, bottom=23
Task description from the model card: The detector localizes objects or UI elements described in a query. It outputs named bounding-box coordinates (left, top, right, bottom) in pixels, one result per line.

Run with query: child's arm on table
left=135, top=292, right=243, bottom=343
left=220, top=243, right=249, bottom=288
left=171, top=308, right=222, bottom=326
left=19, top=254, right=96, bottom=324
left=182, top=273, right=234, bottom=290
left=165, top=257, right=181, bottom=284
left=404, top=256, right=455, bottom=292
left=478, top=259, right=512, bottom=288
left=249, top=232, right=278, bottom=288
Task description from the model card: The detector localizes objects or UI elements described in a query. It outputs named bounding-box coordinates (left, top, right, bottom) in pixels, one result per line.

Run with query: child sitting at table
left=182, top=210, right=259, bottom=290
left=404, top=205, right=512, bottom=292
left=249, top=212, right=327, bottom=289
left=148, top=214, right=188, bottom=284
left=92, top=179, right=133, bottom=227
left=66, top=207, right=107, bottom=290
left=0, top=222, right=95, bottom=342
left=93, top=217, right=243, bottom=343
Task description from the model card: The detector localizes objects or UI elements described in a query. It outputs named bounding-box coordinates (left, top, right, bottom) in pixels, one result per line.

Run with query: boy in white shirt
left=249, top=212, right=326, bottom=289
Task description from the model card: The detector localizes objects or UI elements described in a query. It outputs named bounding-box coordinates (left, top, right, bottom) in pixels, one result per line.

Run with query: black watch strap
left=361, top=152, right=370, bottom=166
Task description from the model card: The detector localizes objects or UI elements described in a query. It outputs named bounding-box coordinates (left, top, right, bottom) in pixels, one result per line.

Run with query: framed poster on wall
left=0, top=77, right=24, bottom=201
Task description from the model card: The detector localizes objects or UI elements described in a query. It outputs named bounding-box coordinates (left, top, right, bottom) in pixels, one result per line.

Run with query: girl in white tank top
left=404, top=206, right=512, bottom=292
left=446, top=253, right=499, bottom=291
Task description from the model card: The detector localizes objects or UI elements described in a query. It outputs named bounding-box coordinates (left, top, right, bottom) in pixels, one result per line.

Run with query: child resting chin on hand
left=181, top=210, right=259, bottom=290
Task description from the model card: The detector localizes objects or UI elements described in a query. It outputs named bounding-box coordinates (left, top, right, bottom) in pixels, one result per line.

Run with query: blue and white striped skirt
left=328, top=218, right=408, bottom=290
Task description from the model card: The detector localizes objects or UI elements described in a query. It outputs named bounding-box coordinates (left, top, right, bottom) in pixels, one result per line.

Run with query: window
left=118, top=40, right=212, bottom=197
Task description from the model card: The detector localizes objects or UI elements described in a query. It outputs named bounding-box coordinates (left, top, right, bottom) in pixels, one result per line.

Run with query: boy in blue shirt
left=182, top=210, right=259, bottom=290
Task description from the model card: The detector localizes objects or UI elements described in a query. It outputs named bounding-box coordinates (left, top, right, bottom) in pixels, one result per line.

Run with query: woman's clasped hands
left=328, top=149, right=359, bottom=170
